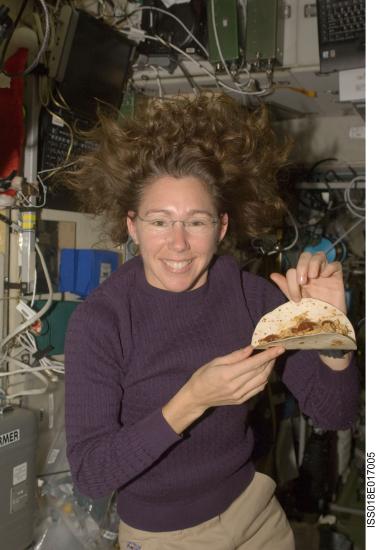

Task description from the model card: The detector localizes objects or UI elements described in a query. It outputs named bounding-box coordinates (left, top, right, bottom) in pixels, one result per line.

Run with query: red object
left=0, top=188, right=17, bottom=196
left=0, top=48, right=28, bottom=178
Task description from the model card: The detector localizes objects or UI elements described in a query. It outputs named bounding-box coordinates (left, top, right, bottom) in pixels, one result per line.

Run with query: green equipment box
left=207, top=0, right=239, bottom=64
left=245, top=0, right=284, bottom=65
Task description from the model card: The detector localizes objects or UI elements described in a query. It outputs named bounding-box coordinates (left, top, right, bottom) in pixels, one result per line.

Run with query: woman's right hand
left=162, top=345, right=285, bottom=435
left=187, top=344, right=285, bottom=411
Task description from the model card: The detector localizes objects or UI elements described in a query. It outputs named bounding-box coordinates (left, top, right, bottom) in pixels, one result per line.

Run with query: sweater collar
left=135, top=256, right=215, bottom=303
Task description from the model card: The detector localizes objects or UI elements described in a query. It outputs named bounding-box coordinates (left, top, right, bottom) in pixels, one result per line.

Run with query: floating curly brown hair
left=61, top=93, right=291, bottom=246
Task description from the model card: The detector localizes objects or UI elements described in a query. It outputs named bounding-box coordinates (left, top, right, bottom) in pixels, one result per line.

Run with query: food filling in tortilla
left=258, top=313, right=350, bottom=344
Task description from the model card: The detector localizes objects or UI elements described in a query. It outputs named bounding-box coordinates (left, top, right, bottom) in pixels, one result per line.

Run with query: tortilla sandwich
left=251, top=298, right=357, bottom=351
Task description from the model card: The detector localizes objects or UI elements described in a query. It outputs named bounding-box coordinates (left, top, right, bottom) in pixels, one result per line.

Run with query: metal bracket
left=284, top=3, right=292, bottom=19
left=304, top=3, right=317, bottom=17
left=4, top=281, right=28, bottom=292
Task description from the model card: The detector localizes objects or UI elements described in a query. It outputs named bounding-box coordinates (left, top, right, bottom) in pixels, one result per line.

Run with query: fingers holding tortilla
left=270, top=251, right=329, bottom=301
left=251, top=298, right=357, bottom=351
left=300, top=251, right=328, bottom=281
left=270, top=253, right=343, bottom=300
left=270, top=269, right=307, bottom=303
left=318, top=260, right=343, bottom=279
left=271, top=258, right=347, bottom=313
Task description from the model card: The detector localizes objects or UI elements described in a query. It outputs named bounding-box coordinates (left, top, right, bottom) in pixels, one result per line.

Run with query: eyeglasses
left=135, top=214, right=220, bottom=236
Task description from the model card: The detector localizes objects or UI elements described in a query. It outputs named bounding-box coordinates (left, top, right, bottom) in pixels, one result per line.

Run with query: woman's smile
left=162, top=259, right=194, bottom=273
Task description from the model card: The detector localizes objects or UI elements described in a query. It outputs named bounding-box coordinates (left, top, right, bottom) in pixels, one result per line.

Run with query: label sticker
left=11, top=483, right=28, bottom=513
left=99, top=262, right=112, bottom=283
left=52, top=113, right=64, bottom=127
left=13, top=462, right=27, bottom=485
left=48, top=393, right=54, bottom=430
left=102, top=530, right=117, bottom=541
left=349, top=126, right=365, bottom=139
left=47, top=448, right=60, bottom=464
left=0, top=428, right=20, bottom=448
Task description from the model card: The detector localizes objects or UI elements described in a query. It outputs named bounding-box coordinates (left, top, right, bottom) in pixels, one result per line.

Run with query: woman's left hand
left=270, top=251, right=347, bottom=313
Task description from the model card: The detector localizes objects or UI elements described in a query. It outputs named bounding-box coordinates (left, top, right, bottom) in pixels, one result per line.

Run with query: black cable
left=0, top=0, right=28, bottom=74
left=298, top=190, right=329, bottom=213
left=306, top=157, right=338, bottom=180
left=0, top=169, right=16, bottom=189
left=0, top=5, right=13, bottom=42
left=324, top=168, right=344, bottom=182
left=0, top=212, right=11, bottom=225
left=307, top=157, right=358, bottom=183
left=175, top=56, right=200, bottom=95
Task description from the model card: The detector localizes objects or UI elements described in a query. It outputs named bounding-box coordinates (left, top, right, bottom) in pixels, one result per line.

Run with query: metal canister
left=0, top=404, right=38, bottom=550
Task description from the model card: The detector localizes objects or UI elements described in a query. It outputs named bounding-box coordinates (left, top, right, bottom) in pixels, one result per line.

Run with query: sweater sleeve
left=241, top=271, right=360, bottom=430
left=64, top=293, right=182, bottom=499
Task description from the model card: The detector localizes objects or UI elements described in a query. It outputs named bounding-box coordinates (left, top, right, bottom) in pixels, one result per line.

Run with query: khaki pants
left=118, top=472, right=295, bottom=550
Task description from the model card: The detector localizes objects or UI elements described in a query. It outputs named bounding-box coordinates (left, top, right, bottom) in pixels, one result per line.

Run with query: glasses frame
left=134, top=214, right=221, bottom=235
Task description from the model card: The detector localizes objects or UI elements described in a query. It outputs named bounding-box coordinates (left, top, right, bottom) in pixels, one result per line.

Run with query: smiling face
left=126, top=175, right=228, bottom=292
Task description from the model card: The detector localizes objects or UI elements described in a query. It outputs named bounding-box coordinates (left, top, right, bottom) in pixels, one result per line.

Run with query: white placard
left=47, top=448, right=60, bottom=464
left=13, top=462, right=27, bottom=485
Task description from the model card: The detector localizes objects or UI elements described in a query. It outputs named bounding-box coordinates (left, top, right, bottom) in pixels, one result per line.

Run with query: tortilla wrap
left=251, top=298, right=357, bottom=350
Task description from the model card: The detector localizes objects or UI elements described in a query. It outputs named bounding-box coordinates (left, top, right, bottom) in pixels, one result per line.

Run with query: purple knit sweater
left=64, top=255, right=359, bottom=531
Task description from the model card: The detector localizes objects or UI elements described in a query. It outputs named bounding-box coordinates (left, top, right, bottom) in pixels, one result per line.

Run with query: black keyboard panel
left=318, top=0, right=365, bottom=44
left=38, top=108, right=97, bottom=173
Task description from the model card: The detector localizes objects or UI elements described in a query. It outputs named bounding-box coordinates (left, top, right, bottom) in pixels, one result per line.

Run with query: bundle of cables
left=0, top=240, right=64, bottom=401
